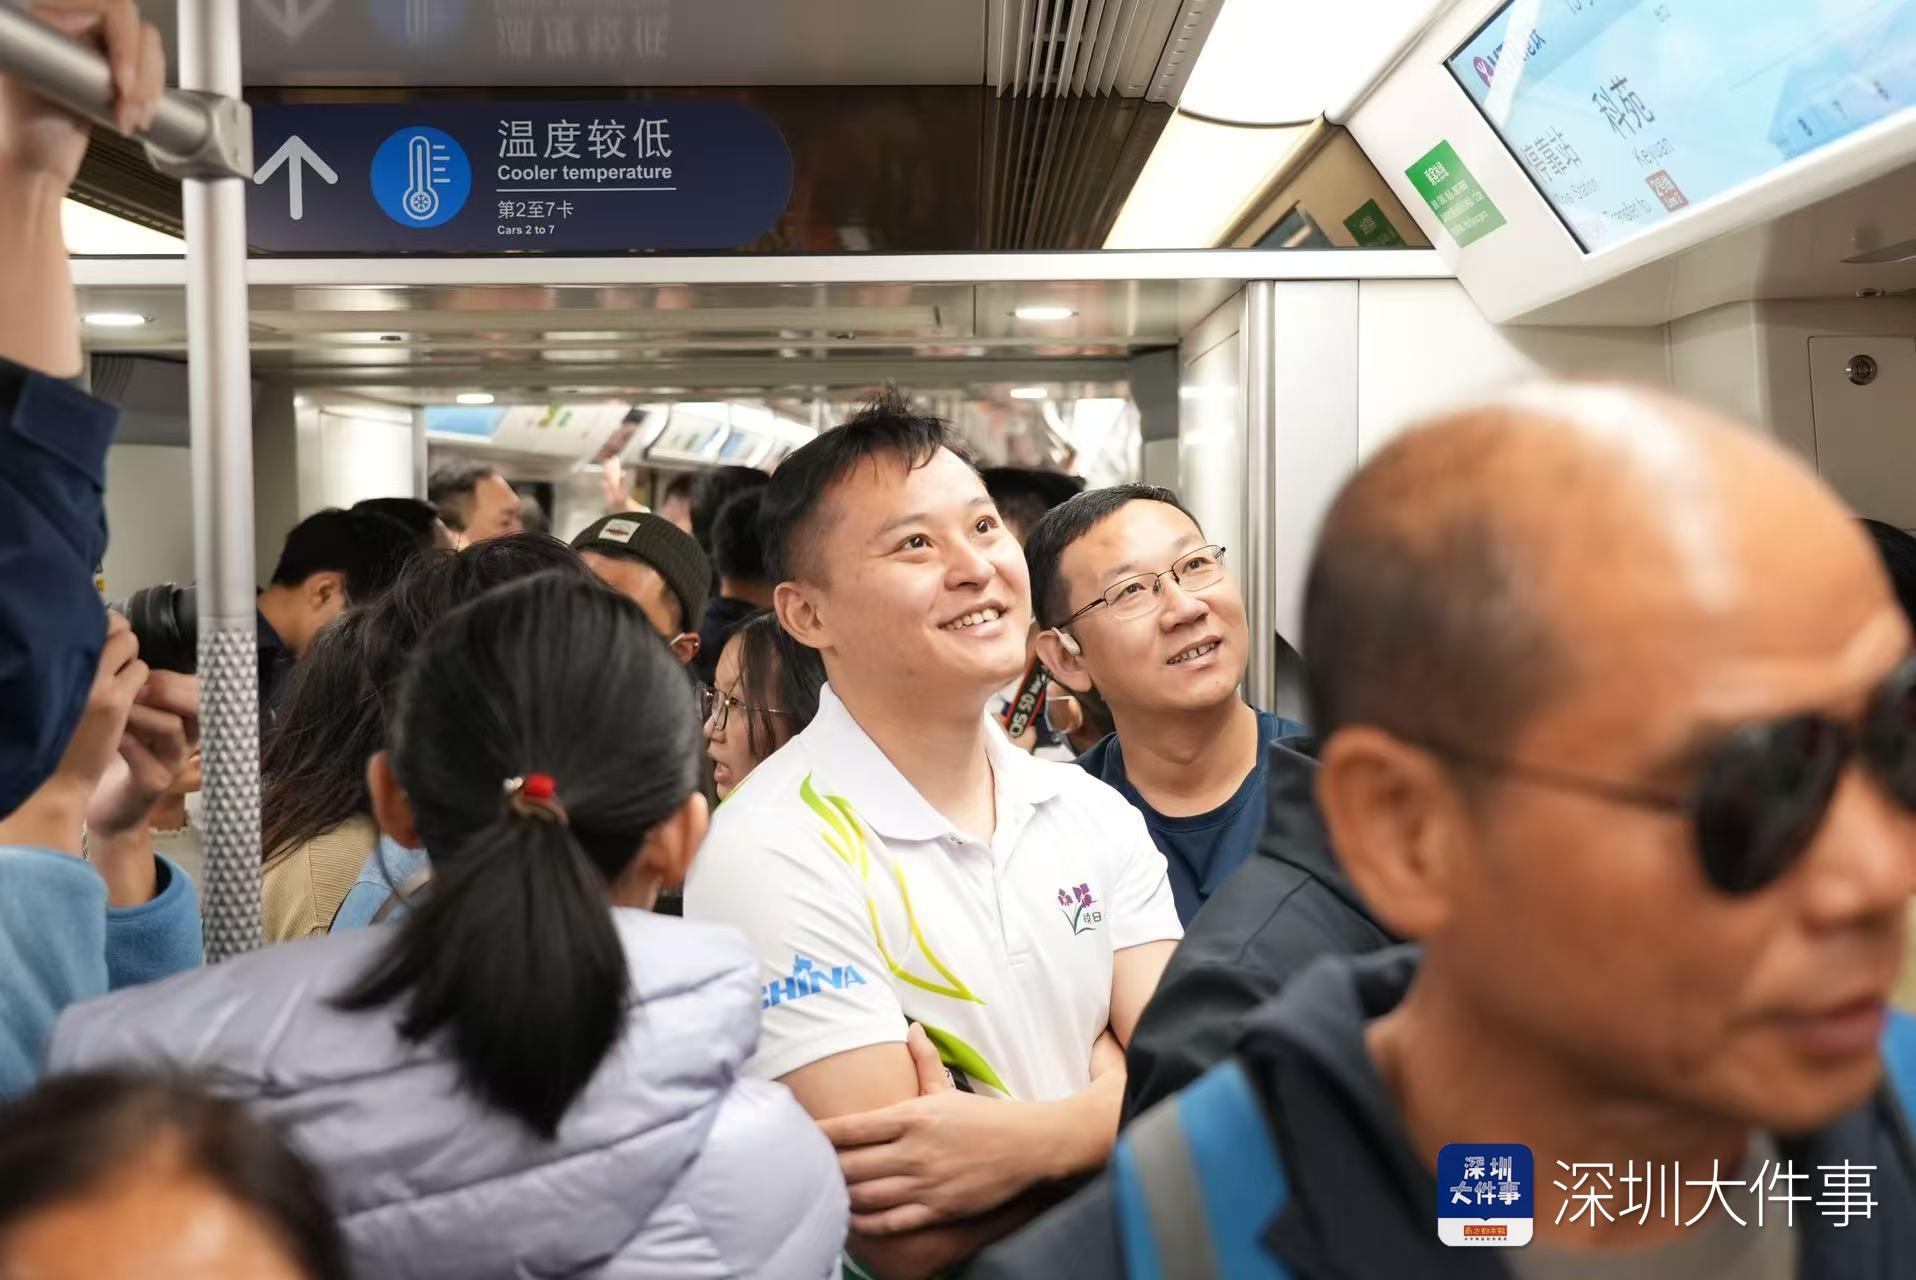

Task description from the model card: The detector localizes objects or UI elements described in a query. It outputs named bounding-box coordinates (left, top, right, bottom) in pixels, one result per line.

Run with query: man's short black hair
left=760, top=389, right=975, bottom=583
left=270, top=508, right=420, bottom=603
left=691, top=466, right=769, bottom=555
left=983, top=467, right=1087, bottom=545
left=352, top=497, right=441, bottom=547
left=1024, top=484, right=1194, bottom=628
left=711, top=488, right=769, bottom=584
left=428, top=462, right=500, bottom=533
left=663, top=473, right=695, bottom=504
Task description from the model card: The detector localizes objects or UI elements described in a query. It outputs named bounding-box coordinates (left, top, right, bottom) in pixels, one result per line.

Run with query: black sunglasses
left=1413, top=655, right=1916, bottom=896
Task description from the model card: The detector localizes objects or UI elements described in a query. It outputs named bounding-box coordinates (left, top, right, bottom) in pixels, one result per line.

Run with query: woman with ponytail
left=259, top=531, right=589, bottom=940
left=45, top=573, right=849, bottom=1278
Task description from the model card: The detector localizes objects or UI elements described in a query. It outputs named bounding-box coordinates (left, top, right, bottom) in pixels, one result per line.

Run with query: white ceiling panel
left=140, top=0, right=988, bottom=87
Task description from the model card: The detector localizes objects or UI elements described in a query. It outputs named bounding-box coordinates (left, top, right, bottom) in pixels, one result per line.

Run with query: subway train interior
left=5, top=0, right=1916, bottom=1275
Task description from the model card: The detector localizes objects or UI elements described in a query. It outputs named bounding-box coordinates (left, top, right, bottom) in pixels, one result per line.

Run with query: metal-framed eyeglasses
left=698, top=683, right=797, bottom=734
left=1060, top=545, right=1229, bottom=627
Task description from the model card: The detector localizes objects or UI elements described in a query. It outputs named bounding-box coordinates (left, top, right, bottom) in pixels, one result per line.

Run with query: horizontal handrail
left=0, top=4, right=248, bottom=177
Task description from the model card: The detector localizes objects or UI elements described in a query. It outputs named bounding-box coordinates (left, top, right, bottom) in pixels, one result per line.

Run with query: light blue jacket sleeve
left=105, top=851, right=203, bottom=988
left=0, top=846, right=200, bottom=1099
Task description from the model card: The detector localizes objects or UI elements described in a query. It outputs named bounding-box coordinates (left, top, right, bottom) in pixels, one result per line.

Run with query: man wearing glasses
left=1026, top=487, right=1306, bottom=925
left=1026, top=488, right=1387, bottom=1128
left=685, top=392, right=1181, bottom=1279
left=978, top=384, right=1916, bottom=1278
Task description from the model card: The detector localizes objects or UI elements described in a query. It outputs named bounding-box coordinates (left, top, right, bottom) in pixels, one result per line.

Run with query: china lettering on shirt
left=761, top=953, right=868, bottom=1009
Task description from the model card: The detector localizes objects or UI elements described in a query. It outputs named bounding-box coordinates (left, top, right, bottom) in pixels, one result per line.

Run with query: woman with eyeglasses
left=703, top=611, right=827, bottom=799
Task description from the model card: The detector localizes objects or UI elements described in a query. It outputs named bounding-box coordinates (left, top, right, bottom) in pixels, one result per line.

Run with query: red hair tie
left=502, top=774, right=568, bottom=826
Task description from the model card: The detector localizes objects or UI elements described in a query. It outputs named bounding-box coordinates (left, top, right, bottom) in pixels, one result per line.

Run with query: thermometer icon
left=403, top=134, right=440, bottom=222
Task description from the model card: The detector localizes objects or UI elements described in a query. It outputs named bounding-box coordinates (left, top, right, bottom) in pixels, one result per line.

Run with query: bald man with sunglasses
left=977, top=384, right=1916, bottom=1279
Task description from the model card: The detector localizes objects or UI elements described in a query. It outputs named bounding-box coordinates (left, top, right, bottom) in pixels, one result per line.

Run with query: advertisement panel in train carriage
left=1447, top=0, right=1916, bottom=253
left=422, top=402, right=632, bottom=456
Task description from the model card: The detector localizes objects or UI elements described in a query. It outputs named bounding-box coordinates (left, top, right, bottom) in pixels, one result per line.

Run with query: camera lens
left=122, top=582, right=199, bottom=674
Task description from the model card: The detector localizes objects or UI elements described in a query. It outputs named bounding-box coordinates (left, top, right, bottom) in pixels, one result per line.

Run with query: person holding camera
left=0, top=0, right=203, bottom=1098
left=123, top=506, right=420, bottom=724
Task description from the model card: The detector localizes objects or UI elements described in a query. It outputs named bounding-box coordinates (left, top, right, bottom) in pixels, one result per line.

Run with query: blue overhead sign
left=247, top=101, right=792, bottom=253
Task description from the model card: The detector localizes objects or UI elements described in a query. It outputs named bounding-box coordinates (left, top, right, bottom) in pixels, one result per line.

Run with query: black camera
left=115, top=582, right=199, bottom=674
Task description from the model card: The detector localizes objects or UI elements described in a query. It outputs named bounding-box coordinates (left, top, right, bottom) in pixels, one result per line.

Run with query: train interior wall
left=90, top=277, right=1916, bottom=675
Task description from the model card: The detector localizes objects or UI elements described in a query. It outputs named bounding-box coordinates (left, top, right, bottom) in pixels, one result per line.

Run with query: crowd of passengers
left=3, top=5, right=1916, bottom=1278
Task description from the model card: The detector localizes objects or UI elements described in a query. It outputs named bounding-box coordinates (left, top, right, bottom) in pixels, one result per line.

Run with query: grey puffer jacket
left=49, top=910, right=848, bottom=1279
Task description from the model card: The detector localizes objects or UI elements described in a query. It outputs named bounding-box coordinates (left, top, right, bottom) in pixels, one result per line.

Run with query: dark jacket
left=1078, top=709, right=1309, bottom=923
left=0, top=358, right=116, bottom=816
left=975, top=949, right=1916, bottom=1279
left=257, top=606, right=295, bottom=723
left=1121, top=738, right=1396, bottom=1124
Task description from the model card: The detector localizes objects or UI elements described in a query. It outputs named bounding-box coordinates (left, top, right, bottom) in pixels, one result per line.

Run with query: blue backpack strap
left=1111, top=1059, right=1293, bottom=1280
left=1885, top=1010, right=1916, bottom=1135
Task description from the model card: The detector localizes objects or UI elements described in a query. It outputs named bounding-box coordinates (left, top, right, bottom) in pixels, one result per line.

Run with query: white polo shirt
left=684, top=684, right=1182, bottom=1101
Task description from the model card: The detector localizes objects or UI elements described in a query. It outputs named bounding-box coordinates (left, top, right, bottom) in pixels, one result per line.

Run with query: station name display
left=1447, top=0, right=1916, bottom=253
left=247, top=102, right=793, bottom=253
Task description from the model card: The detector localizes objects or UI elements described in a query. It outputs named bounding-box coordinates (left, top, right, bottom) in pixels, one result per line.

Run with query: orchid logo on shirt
left=1056, top=883, right=1102, bottom=936
left=761, top=953, right=868, bottom=1009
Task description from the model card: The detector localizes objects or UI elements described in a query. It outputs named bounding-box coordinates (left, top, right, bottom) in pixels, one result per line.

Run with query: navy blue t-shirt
left=1077, top=708, right=1307, bottom=925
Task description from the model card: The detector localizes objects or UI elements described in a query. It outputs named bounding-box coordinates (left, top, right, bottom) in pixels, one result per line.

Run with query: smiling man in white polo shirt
left=684, top=391, right=1181, bottom=1279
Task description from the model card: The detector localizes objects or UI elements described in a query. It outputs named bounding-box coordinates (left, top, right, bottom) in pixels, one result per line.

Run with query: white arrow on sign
left=253, top=135, right=338, bottom=222
left=251, top=0, right=336, bottom=41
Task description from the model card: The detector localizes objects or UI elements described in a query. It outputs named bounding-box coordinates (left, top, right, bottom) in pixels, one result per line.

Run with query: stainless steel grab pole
left=1240, top=282, right=1278, bottom=715
left=0, top=4, right=249, bottom=178
left=177, top=0, right=262, bottom=960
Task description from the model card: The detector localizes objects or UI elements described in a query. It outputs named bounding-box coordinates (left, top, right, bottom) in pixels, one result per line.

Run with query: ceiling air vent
left=990, top=0, right=1222, bottom=101
left=981, top=93, right=1170, bottom=247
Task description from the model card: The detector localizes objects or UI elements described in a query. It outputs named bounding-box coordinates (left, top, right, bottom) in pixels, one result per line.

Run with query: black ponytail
left=336, top=572, right=700, bottom=1138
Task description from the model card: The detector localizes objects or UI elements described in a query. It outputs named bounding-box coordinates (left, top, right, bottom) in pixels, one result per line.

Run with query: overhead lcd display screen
left=1447, top=0, right=1916, bottom=253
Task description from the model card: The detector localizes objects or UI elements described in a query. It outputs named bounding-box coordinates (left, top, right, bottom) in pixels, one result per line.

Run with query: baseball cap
left=571, top=513, right=711, bottom=631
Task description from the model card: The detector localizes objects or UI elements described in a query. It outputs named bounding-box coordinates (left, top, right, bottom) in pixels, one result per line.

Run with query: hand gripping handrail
left=0, top=4, right=250, bottom=178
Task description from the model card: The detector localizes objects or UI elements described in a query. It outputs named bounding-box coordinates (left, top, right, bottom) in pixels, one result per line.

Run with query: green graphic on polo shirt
left=799, top=773, right=985, bottom=1007
left=918, top=1021, right=1012, bottom=1097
